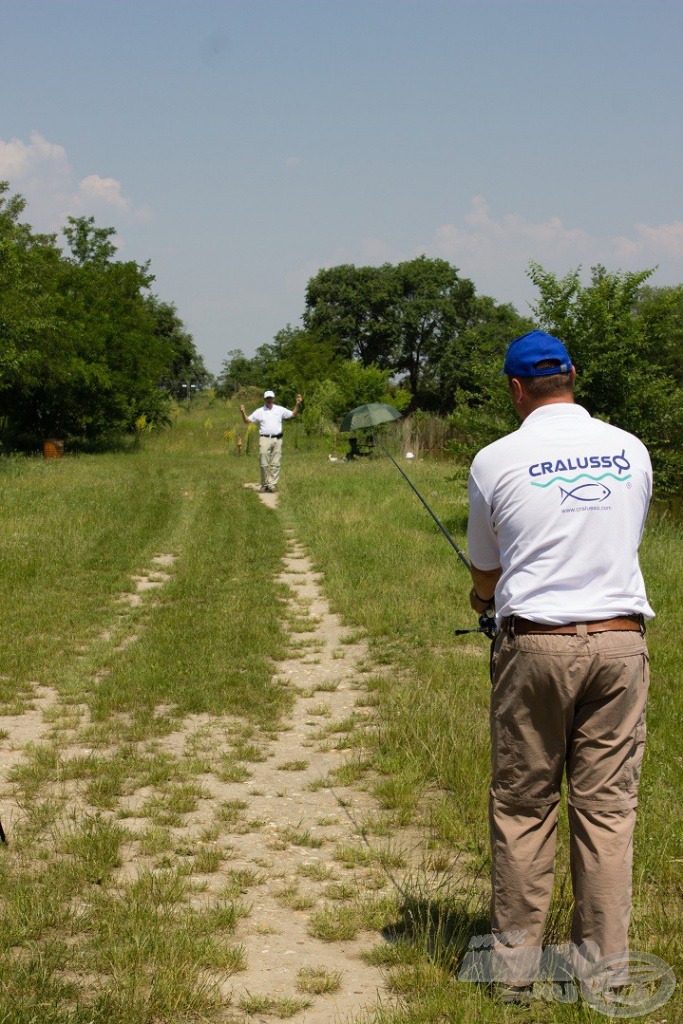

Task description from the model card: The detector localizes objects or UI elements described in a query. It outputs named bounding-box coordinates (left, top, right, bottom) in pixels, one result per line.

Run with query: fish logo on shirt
left=559, top=482, right=611, bottom=505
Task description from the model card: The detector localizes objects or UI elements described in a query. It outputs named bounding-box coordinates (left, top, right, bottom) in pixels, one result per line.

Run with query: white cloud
left=613, top=221, right=683, bottom=261
left=78, top=174, right=130, bottom=211
left=0, top=130, right=70, bottom=182
left=426, top=197, right=683, bottom=304
left=0, top=131, right=150, bottom=230
left=284, top=155, right=301, bottom=168
left=432, top=195, right=596, bottom=269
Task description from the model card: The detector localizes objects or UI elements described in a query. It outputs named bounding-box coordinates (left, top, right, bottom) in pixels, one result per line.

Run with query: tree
left=391, top=256, right=476, bottom=405
left=303, top=257, right=480, bottom=407
left=64, top=215, right=117, bottom=265
left=303, top=264, right=398, bottom=366
left=218, top=326, right=340, bottom=407
left=0, top=184, right=197, bottom=445
left=529, top=261, right=683, bottom=492
left=53, top=216, right=172, bottom=437
left=149, top=297, right=211, bottom=396
left=435, top=295, right=532, bottom=414
left=0, top=184, right=65, bottom=440
left=301, top=361, right=407, bottom=435
left=635, top=284, right=683, bottom=387
left=217, top=349, right=263, bottom=395
left=529, top=261, right=654, bottom=422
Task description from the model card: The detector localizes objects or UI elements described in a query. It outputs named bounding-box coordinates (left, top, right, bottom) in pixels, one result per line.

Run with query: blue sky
left=1, top=0, right=682, bottom=372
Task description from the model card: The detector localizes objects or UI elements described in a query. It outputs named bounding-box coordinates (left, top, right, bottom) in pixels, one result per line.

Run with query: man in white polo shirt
left=466, top=330, right=653, bottom=1002
left=240, top=390, right=302, bottom=492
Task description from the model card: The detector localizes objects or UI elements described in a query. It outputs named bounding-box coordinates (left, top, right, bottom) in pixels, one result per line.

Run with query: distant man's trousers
left=259, top=437, right=283, bottom=490
left=488, top=627, right=649, bottom=983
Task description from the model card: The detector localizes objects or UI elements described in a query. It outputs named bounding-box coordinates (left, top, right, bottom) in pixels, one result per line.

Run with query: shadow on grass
left=386, top=872, right=575, bottom=968
left=384, top=892, right=490, bottom=972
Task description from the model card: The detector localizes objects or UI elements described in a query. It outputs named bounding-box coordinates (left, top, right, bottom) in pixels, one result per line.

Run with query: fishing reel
left=478, top=612, right=499, bottom=639
left=454, top=610, right=499, bottom=640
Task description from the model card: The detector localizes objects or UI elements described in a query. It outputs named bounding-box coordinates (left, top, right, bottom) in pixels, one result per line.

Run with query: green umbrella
left=339, top=402, right=402, bottom=433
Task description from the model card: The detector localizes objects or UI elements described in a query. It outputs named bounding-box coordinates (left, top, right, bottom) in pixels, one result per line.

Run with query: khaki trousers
left=259, top=436, right=283, bottom=489
left=488, top=627, right=649, bottom=983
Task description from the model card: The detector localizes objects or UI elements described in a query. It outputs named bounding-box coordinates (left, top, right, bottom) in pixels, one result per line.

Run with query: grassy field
left=0, top=395, right=680, bottom=1023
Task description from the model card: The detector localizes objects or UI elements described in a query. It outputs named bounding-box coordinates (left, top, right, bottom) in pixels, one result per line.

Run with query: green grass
left=274, top=882, right=317, bottom=911
left=298, top=862, right=337, bottom=882
left=238, top=994, right=312, bottom=1018
left=0, top=823, right=246, bottom=1022
left=279, top=824, right=325, bottom=848
left=277, top=758, right=309, bottom=771
left=297, top=965, right=343, bottom=994
left=0, top=453, right=180, bottom=691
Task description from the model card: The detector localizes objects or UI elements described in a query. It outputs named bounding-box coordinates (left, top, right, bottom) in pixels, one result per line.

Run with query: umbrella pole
left=376, top=441, right=472, bottom=572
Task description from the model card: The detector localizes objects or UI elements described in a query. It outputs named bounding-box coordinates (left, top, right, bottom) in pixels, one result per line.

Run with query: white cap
left=263, top=390, right=275, bottom=399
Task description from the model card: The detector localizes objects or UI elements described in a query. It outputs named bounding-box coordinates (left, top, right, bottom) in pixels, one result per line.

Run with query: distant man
left=466, top=330, right=653, bottom=1003
left=240, top=390, right=302, bottom=492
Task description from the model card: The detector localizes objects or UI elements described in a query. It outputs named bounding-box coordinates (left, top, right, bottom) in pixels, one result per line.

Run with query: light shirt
left=467, top=403, right=654, bottom=624
left=248, top=404, right=294, bottom=435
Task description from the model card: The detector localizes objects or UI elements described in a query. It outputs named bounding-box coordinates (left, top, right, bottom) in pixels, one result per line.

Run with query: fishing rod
left=375, top=440, right=497, bottom=639
left=376, top=440, right=471, bottom=571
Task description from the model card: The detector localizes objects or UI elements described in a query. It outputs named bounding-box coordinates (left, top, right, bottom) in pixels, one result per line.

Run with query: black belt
left=261, top=433, right=282, bottom=439
left=502, top=614, right=644, bottom=636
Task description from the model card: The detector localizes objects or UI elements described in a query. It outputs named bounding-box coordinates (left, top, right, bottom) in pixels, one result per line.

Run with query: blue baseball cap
left=503, top=330, right=573, bottom=377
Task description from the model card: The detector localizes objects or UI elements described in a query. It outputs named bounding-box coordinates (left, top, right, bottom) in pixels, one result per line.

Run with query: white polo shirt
left=467, top=403, right=654, bottom=624
left=248, top=404, right=293, bottom=436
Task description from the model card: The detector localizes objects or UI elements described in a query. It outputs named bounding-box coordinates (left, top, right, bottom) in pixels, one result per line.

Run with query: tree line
left=0, top=182, right=209, bottom=449
left=219, top=257, right=683, bottom=492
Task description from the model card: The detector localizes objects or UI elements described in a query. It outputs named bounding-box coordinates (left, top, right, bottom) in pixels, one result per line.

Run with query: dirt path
left=218, top=487, right=412, bottom=1019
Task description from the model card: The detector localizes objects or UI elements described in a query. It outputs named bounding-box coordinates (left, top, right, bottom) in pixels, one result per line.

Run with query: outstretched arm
left=290, top=394, right=303, bottom=418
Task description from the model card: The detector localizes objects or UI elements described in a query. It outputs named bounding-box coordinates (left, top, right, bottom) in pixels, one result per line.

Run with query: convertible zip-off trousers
left=259, top=436, right=283, bottom=490
left=488, top=627, right=649, bottom=984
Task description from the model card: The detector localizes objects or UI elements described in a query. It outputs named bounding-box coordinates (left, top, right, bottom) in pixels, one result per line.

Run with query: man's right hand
left=239, top=404, right=246, bottom=414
